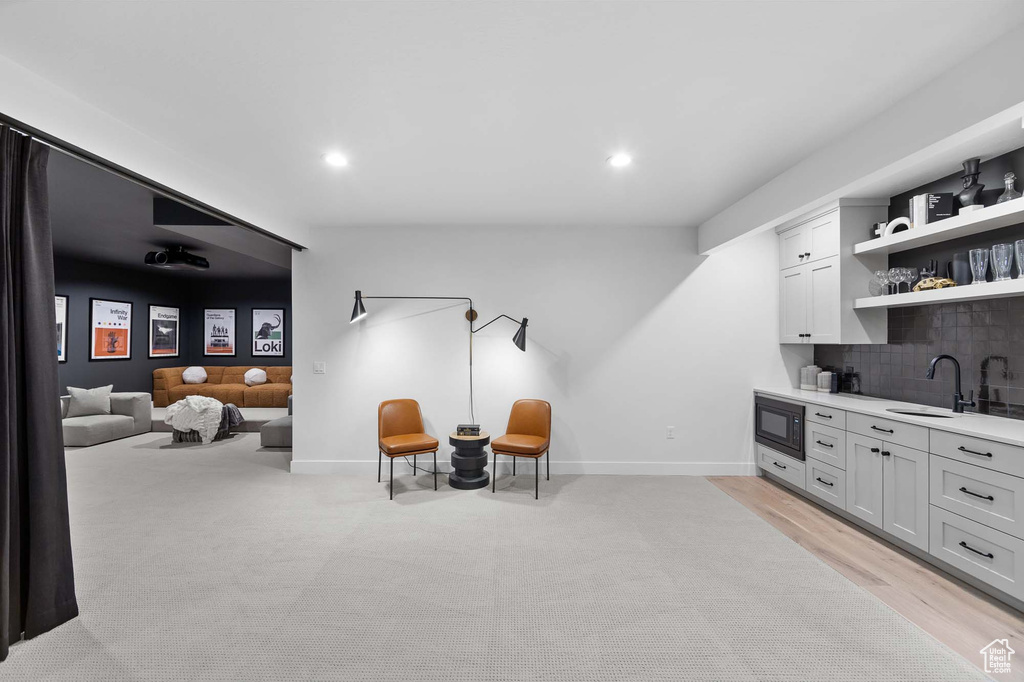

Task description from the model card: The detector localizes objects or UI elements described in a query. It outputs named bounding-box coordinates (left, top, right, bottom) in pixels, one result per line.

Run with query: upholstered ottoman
left=260, top=395, right=293, bottom=448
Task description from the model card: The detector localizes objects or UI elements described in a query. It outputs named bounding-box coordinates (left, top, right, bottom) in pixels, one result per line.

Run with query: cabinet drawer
left=758, top=446, right=805, bottom=490
left=806, top=458, right=846, bottom=509
left=931, top=455, right=1024, bottom=540
left=807, top=405, right=846, bottom=430
left=848, top=412, right=928, bottom=452
left=806, top=421, right=846, bottom=469
left=930, top=506, right=1024, bottom=600
left=930, top=430, right=1024, bottom=479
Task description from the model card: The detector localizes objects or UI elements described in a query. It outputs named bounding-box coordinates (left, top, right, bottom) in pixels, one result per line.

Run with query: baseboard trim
left=290, top=459, right=757, bottom=476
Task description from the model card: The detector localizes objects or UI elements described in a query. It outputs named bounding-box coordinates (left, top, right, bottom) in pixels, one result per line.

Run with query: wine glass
left=888, top=267, right=901, bottom=295
left=903, top=267, right=918, bottom=292
left=1016, top=239, right=1024, bottom=279
left=875, top=270, right=891, bottom=295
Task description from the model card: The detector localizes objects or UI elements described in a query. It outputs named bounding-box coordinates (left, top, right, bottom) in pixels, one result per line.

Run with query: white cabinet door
left=779, top=227, right=808, bottom=270
left=780, top=266, right=808, bottom=344
left=807, top=256, right=840, bottom=343
left=805, top=211, right=840, bottom=264
left=883, top=443, right=929, bottom=551
left=846, top=432, right=883, bottom=529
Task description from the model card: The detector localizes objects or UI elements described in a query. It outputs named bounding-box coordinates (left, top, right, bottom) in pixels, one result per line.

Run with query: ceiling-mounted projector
left=144, top=246, right=209, bottom=271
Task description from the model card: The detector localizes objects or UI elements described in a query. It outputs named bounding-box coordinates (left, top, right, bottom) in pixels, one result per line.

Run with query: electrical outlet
left=666, top=426, right=675, bottom=439
left=313, top=361, right=326, bottom=375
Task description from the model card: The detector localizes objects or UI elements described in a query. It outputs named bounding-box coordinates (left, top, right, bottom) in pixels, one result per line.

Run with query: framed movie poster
left=252, top=309, right=285, bottom=357
left=55, top=295, right=68, bottom=363
left=149, top=305, right=180, bottom=358
left=204, top=308, right=236, bottom=356
left=90, top=298, right=132, bottom=361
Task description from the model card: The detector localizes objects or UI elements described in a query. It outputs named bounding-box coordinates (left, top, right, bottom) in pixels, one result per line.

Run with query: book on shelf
left=909, top=192, right=954, bottom=228
left=926, top=193, right=954, bottom=223
left=911, top=194, right=928, bottom=228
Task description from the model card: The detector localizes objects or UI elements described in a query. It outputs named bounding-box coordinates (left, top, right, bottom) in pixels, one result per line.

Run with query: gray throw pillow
left=66, top=385, right=113, bottom=418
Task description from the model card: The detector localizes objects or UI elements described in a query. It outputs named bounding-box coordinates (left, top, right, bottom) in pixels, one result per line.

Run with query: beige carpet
left=0, top=432, right=989, bottom=681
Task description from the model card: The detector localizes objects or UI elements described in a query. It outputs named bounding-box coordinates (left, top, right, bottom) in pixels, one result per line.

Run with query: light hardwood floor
left=710, top=475, right=1024, bottom=682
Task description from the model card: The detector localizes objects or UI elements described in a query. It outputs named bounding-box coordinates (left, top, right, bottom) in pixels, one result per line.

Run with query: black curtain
left=0, top=125, right=78, bottom=660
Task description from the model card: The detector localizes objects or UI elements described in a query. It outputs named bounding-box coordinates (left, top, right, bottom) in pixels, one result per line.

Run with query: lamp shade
left=512, top=318, right=528, bottom=352
left=350, top=290, right=367, bottom=323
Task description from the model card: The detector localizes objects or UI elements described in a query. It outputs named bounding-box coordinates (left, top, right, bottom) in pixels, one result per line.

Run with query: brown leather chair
left=378, top=399, right=439, bottom=500
left=491, top=399, right=551, bottom=499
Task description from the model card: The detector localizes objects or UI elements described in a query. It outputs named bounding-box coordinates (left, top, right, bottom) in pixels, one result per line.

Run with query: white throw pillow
left=244, top=368, right=267, bottom=387
left=67, top=385, right=113, bottom=417
left=182, top=366, right=208, bottom=384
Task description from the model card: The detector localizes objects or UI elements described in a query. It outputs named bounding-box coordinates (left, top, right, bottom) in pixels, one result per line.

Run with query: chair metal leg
left=547, top=450, right=550, bottom=480
left=378, top=451, right=382, bottom=483
left=513, top=457, right=516, bottom=476
left=535, top=457, right=539, bottom=500
left=413, top=454, right=417, bottom=476
left=492, top=451, right=496, bottom=493
left=390, top=456, right=394, bottom=500
left=433, top=450, right=437, bottom=490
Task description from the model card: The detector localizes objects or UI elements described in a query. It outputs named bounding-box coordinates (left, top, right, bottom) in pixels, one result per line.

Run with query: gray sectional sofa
left=61, top=392, right=152, bottom=447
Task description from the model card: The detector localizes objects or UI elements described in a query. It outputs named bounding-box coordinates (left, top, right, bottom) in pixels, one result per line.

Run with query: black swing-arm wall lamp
left=349, top=290, right=529, bottom=422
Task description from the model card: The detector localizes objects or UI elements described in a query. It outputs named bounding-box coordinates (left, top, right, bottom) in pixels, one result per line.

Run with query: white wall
left=292, top=225, right=811, bottom=475
left=698, top=23, right=1024, bottom=254
left=0, top=54, right=310, bottom=248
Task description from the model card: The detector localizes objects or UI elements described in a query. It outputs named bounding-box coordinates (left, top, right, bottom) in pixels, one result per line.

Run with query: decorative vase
left=998, top=171, right=1022, bottom=204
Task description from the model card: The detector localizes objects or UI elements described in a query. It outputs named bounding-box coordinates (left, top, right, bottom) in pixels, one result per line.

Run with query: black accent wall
left=56, top=254, right=290, bottom=394
left=815, top=145, right=1024, bottom=420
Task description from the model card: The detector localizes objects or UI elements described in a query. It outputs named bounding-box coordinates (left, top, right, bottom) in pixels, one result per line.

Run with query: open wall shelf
left=853, top=198, right=1024, bottom=256
left=853, top=278, right=1024, bottom=310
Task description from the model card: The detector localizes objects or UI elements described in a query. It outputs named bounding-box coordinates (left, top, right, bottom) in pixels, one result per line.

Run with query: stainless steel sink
left=885, top=408, right=955, bottom=418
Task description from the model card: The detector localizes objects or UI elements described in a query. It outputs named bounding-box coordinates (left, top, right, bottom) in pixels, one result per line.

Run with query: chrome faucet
left=926, top=354, right=976, bottom=414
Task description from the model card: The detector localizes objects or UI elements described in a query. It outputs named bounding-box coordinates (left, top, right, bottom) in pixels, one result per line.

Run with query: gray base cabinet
left=756, top=389, right=1024, bottom=609
left=845, top=433, right=884, bottom=529
left=882, top=443, right=929, bottom=551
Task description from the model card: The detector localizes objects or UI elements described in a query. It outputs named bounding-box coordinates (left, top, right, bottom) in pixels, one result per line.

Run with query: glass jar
left=998, top=171, right=1022, bottom=204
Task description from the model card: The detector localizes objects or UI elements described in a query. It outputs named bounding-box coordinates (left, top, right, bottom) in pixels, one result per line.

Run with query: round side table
left=449, top=431, right=490, bottom=490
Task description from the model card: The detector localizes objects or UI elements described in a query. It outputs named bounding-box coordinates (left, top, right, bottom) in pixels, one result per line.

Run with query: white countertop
left=754, top=387, right=1024, bottom=448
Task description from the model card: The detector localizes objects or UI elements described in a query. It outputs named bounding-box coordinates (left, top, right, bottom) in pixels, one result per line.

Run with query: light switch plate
left=667, top=426, right=675, bottom=439
left=313, top=361, right=326, bottom=375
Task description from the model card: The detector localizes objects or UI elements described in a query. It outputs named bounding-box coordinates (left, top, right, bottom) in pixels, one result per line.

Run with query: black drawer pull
left=814, top=412, right=832, bottom=419
left=871, top=425, right=894, bottom=433
left=815, top=477, right=834, bottom=487
left=815, top=440, right=834, bottom=448
left=958, top=445, right=993, bottom=458
left=959, top=486, right=995, bottom=501
left=959, top=541, right=994, bottom=559
left=772, top=461, right=787, bottom=470
left=881, top=450, right=891, bottom=457
left=870, top=447, right=880, bottom=453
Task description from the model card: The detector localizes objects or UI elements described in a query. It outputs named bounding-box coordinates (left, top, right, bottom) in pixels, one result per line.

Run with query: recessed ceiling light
left=607, top=153, right=632, bottom=168
left=323, top=151, right=349, bottom=168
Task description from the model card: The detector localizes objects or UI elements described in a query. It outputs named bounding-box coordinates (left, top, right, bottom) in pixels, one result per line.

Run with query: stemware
left=970, top=248, right=990, bottom=284
left=1016, top=239, right=1024, bottom=279
left=991, top=244, right=1014, bottom=282
left=874, top=270, right=891, bottom=296
left=888, top=267, right=902, bottom=295
left=902, top=267, right=918, bottom=292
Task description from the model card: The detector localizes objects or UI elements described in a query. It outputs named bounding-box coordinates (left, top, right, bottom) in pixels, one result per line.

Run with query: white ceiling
left=2, top=1, right=1024, bottom=234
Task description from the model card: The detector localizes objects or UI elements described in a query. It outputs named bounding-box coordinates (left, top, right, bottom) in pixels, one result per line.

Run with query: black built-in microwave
left=754, top=395, right=805, bottom=460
